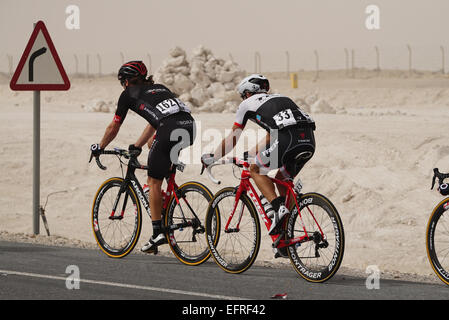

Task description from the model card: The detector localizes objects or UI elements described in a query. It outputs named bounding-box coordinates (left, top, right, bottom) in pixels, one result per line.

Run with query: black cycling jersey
left=234, top=93, right=315, bottom=132
left=114, top=83, right=190, bottom=129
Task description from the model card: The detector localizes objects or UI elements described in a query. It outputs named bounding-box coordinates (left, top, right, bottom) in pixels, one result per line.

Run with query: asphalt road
left=0, top=241, right=448, bottom=304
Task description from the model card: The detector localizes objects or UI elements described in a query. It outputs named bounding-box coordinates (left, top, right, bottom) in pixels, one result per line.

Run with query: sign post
left=10, top=21, right=70, bottom=235
left=32, top=23, right=40, bottom=235
left=33, top=90, right=40, bottom=234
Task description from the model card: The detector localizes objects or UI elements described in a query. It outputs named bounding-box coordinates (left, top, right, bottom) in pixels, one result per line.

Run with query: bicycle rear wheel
left=426, top=197, right=449, bottom=285
left=286, top=193, right=344, bottom=283
left=205, top=187, right=261, bottom=274
left=165, top=182, right=214, bottom=266
left=92, top=177, right=142, bottom=258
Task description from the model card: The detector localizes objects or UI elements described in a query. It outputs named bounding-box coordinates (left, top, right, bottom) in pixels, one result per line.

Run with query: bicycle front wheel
left=165, top=182, right=214, bottom=266
left=287, top=193, right=344, bottom=283
left=92, top=177, right=142, bottom=258
left=426, top=197, right=449, bottom=285
left=205, top=187, right=261, bottom=274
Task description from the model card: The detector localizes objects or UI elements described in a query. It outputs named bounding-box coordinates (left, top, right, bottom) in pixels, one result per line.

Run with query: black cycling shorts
left=147, top=112, right=196, bottom=180
left=255, top=126, right=315, bottom=179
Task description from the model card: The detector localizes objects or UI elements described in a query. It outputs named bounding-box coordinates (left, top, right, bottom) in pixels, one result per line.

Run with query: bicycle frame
left=225, top=159, right=324, bottom=249
left=108, top=154, right=191, bottom=232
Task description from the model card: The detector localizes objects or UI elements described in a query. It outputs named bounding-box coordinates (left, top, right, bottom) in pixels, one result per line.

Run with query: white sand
left=1, top=71, right=449, bottom=277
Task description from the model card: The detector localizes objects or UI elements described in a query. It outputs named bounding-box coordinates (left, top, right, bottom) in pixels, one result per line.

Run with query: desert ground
left=1, top=67, right=449, bottom=279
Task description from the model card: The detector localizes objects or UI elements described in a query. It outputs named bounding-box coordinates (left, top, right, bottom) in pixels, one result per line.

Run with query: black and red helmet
left=118, top=61, right=147, bottom=84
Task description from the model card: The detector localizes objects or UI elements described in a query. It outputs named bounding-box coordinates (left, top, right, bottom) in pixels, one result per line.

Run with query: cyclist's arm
left=99, top=91, right=130, bottom=149
left=99, top=120, right=121, bottom=149
left=134, top=124, right=156, bottom=148
left=213, top=124, right=243, bottom=160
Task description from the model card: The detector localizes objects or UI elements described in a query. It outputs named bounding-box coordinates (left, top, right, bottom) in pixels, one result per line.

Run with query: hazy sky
left=1, top=0, right=448, bottom=72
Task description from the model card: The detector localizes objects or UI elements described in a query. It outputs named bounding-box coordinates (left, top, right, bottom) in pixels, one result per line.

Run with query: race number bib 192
left=155, top=98, right=189, bottom=115
left=273, top=109, right=297, bottom=128
left=155, top=99, right=180, bottom=115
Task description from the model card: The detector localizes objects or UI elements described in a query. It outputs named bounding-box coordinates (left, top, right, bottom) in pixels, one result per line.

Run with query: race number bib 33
left=273, top=109, right=296, bottom=128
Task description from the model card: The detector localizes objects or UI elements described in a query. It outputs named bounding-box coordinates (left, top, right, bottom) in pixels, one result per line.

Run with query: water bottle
left=294, top=178, right=303, bottom=194
left=143, top=184, right=149, bottom=199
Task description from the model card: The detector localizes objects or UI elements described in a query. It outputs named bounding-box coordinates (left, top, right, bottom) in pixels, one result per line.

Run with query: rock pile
left=154, top=46, right=246, bottom=112
left=81, top=99, right=116, bottom=113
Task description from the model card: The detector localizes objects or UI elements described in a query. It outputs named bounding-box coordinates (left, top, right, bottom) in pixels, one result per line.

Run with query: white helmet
left=237, top=74, right=270, bottom=99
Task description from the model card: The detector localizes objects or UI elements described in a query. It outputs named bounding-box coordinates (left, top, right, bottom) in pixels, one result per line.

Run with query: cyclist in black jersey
left=201, top=74, right=315, bottom=236
left=91, top=61, right=195, bottom=253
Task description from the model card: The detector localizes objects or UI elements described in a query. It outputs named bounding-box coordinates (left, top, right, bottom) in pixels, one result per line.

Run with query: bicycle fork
left=109, top=183, right=131, bottom=221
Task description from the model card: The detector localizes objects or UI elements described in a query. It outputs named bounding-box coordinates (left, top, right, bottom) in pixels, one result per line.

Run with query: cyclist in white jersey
left=202, top=74, right=315, bottom=236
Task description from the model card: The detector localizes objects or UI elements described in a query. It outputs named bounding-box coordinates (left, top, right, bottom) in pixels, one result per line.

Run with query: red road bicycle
left=203, top=153, right=344, bottom=283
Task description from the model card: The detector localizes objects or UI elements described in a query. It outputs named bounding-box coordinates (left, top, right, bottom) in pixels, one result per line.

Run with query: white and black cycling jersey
left=233, top=93, right=315, bottom=131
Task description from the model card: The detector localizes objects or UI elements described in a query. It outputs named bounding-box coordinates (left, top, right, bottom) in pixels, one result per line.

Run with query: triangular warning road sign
left=10, top=21, right=70, bottom=91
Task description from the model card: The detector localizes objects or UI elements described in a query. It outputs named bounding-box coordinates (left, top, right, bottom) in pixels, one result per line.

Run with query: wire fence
left=1, top=45, right=448, bottom=79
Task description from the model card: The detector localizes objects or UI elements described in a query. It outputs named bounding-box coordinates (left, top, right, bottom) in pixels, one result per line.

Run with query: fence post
left=7, top=54, right=13, bottom=75
left=285, top=51, right=290, bottom=78
left=351, top=49, right=355, bottom=78
left=441, top=46, right=445, bottom=74
left=375, top=46, right=380, bottom=75
left=97, top=54, right=102, bottom=76
left=147, top=53, right=152, bottom=73
left=120, top=52, right=125, bottom=65
left=407, top=44, right=412, bottom=76
left=86, top=54, right=90, bottom=77
left=313, top=50, right=319, bottom=81
left=74, top=54, right=79, bottom=75
left=344, top=48, right=349, bottom=77
left=254, top=51, right=261, bottom=73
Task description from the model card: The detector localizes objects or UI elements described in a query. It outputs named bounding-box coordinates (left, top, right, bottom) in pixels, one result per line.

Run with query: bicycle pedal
left=273, top=247, right=288, bottom=259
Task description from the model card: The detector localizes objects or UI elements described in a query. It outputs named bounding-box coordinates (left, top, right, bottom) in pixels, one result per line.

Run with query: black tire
left=92, top=177, right=142, bottom=258
left=286, top=193, right=344, bottom=283
left=165, top=182, right=214, bottom=266
left=205, top=187, right=261, bottom=274
left=426, top=197, right=449, bottom=285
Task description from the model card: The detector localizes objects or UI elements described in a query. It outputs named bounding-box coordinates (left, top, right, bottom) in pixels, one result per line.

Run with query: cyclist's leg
left=143, top=114, right=195, bottom=253
left=250, top=131, right=286, bottom=202
left=147, top=134, right=171, bottom=221
left=250, top=164, right=277, bottom=202
left=142, top=134, right=172, bottom=252
left=280, top=127, right=315, bottom=180
left=251, top=134, right=291, bottom=234
left=168, top=113, right=196, bottom=165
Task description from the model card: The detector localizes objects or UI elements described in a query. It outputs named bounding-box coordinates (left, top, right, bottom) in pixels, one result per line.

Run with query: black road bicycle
left=426, top=168, right=449, bottom=285
left=90, top=148, right=215, bottom=265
